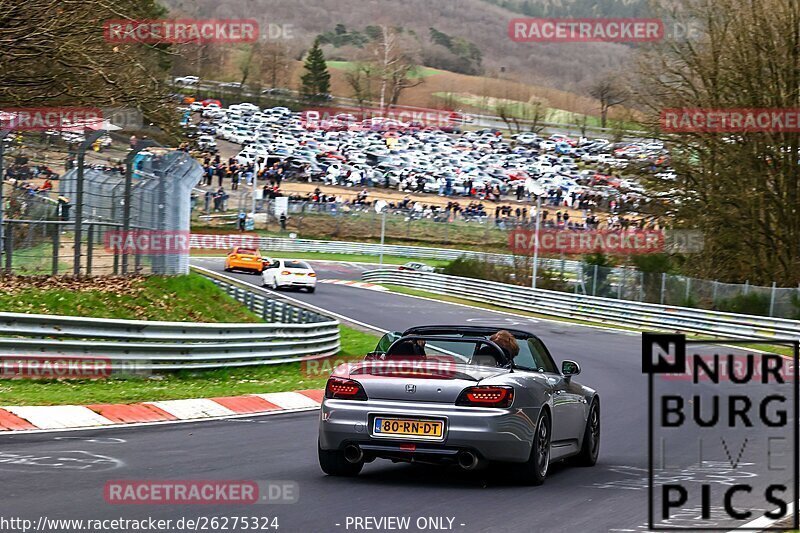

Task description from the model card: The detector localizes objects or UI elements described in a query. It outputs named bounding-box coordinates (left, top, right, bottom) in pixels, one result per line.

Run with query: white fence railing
left=361, top=269, right=800, bottom=340
left=190, top=233, right=578, bottom=272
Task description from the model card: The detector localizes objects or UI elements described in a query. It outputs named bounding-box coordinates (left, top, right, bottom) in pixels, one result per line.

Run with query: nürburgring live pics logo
left=642, top=333, right=799, bottom=530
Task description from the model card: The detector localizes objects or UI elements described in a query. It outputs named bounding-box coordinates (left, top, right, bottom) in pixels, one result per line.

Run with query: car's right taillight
left=456, top=386, right=514, bottom=408
left=281, top=270, right=291, bottom=275
left=325, top=376, right=368, bottom=401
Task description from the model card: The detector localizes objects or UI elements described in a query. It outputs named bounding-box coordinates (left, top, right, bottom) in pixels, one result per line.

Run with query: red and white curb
left=0, top=390, right=323, bottom=432
left=317, top=279, right=387, bottom=291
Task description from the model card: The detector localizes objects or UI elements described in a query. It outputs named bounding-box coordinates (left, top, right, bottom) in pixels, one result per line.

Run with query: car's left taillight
left=456, top=386, right=514, bottom=408
left=325, top=376, right=368, bottom=400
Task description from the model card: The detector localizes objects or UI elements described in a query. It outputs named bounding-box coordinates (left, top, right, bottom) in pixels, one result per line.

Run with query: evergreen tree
left=300, top=39, right=331, bottom=99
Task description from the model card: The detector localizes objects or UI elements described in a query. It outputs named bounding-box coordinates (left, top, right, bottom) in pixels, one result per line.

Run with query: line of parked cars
left=183, top=101, right=674, bottom=208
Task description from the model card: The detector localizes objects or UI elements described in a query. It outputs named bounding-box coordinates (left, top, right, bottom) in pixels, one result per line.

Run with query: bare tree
left=589, top=76, right=627, bottom=129
left=237, top=42, right=263, bottom=91
left=262, top=42, right=291, bottom=88
left=344, top=62, right=377, bottom=107
left=635, top=0, right=800, bottom=284
left=0, top=0, right=179, bottom=133
left=370, top=26, right=423, bottom=108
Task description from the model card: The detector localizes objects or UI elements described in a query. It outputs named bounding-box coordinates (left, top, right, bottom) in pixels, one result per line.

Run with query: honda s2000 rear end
left=317, top=326, right=600, bottom=485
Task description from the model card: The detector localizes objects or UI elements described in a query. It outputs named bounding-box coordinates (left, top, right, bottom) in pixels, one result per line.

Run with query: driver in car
left=473, top=330, right=520, bottom=366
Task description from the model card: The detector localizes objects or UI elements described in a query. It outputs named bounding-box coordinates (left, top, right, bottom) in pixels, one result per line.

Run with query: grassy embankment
left=0, top=274, right=378, bottom=405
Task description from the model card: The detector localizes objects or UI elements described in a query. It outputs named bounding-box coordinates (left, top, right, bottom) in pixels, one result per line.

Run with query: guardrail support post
left=639, top=272, right=645, bottom=301
left=769, top=282, right=776, bottom=317
left=712, top=280, right=718, bottom=306
left=660, top=272, right=666, bottom=304
left=592, top=265, right=598, bottom=296
left=685, top=277, right=691, bottom=304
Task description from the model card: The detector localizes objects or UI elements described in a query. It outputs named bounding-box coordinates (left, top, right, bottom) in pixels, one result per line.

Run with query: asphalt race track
left=0, top=259, right=792, bottom=532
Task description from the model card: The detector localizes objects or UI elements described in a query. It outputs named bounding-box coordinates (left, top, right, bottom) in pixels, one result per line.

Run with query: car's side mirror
left=375, top=331, right=402, bottom=354
left=561, top=360, right=581, bottom=379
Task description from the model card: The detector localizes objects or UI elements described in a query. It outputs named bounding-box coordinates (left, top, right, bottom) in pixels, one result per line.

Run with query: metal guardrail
left=190, top=233, right=576, bottom=272
left=361, top=269, right=800, bottom=340
left=0, top=273, right=340, bottom=371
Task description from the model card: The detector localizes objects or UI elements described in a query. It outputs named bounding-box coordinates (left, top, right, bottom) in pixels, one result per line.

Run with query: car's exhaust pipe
left=344, top=445, right=363, bottom=464
left=457, top=450, right=480, bottom=470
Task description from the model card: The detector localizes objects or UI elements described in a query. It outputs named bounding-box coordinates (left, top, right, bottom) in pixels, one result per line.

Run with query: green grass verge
left=9, top=242, right=69, bottom=275
left=0, top=274, right=261, bottom=323
left=433, top=91, right=641, bottom=130
left=327, top=60, right=438, bottom=79
left=0, top=326, right=379, bottom=405
left=192, top=211, right=515, bottom=254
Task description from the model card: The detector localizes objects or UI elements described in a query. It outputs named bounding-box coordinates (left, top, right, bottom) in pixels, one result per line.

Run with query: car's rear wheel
left=318, top=442, right=363, bottom=476
left=574, top=399, right=600, bottom=467
left=516, top=410, right=550, bottom=485
left=307, top=287, right=316, bottom=293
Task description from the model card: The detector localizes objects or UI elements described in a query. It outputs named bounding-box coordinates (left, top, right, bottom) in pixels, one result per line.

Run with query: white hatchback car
left=262, top=259, right=317, bottom=292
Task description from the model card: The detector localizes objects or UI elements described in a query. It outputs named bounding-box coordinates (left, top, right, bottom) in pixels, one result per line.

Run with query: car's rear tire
left=318, top=442, right=363, bottom=476
left=516, top=410, right=550, bottom=486
left=307, top=287, right=316, bottom=293
left=574, top=399, right=600, bottom=467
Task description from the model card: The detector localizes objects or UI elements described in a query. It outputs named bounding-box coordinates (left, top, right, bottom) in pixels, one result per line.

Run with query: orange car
left=224, top=247, right=267, bottom=274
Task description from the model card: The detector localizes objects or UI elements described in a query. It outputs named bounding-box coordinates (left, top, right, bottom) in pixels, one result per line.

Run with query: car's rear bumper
left=276, top=276, right=316, bottom=288
left=229, top=260, right=262, bottom=271
left=318, top=398, right=535, bottom=463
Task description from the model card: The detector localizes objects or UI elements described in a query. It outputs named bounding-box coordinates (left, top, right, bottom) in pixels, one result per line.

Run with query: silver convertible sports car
left=318, top=325, right=600, bottom=485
